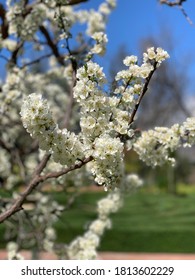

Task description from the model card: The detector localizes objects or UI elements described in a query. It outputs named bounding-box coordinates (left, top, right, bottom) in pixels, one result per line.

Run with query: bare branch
left=67, top=0, right=88, bottom=5
left=41, top=156, right=93, bottom=181
left=0, top=153, right=51, bottom=223
left=33, top=153, right=51, bottom=176
left=160, top=0, right=192, bottom=25
left=39, top=26, right=65, bottom=66
left=63, top=39, right=77, bottom=129
left=0, top=138, right=12, bottom=153
left=0, top=155, right=93, bottom=223
left=21, top=53, right=53, bottom=69
left=0, top=55, right=9, bottom=62
left=0, top=3, right=9, bottom=39
left=160, top=0, right=187, bottom=7
left=10, top=42, right=24, bottom=65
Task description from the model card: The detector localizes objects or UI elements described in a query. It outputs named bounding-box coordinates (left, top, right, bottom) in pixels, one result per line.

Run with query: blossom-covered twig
left=128, top=62, right=158, bottom=126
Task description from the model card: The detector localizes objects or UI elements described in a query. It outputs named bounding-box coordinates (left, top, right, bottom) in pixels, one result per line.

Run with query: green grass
left=1, top=188, right=195, bottom=253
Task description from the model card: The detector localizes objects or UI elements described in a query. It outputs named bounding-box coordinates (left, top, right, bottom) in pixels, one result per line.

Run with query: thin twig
left=21, top=53, right=52, bottom=69
left=128, top=62, right=158, bottom=126
left=160, top=0, right=192, bottom=25
left=41, top=156, right=93, bottom=181
left=160, top=0, right=186, bottom=7
left=0, top=55, right=9, bottom=62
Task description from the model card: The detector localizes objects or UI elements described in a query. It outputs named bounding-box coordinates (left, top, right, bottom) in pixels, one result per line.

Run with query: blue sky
left=1, top=0, right=195, bottom=92
left=99, top=1, right=195, bottom=86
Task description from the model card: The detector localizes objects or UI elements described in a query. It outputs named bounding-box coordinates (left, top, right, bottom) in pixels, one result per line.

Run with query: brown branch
left=0, top=138, right=12, bottom=153
left=0, top=155, right=93, bottom=223
left=0, top=3, right=8, bottom=39
left=10, top=42, right=24, bottom=65
left=160, top=0, right=186, bottom=7
left=128, top=62, right=158, bottom=126
left=160, top=0, right=192, bottom=25
left=39, top=26, right=65, bottom=66
left=21, top=53, right=52, bottom=69
left=40, top=156, right=93, bottom=181
left=63, top=39, right=78, bottom=128
left=0, top=55, right=9, bottom=62
left=0, top=153, right=51, bottom=223
left=67, top=0, right=88, bottom=5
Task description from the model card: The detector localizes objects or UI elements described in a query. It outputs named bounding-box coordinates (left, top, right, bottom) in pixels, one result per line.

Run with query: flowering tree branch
left=128, top=61, right=158, bottom=126
left=0, top=154, right=92, bottom=223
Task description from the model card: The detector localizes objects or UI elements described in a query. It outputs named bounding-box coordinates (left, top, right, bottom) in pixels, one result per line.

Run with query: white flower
left=133, top=124, right=180, bottom=167
left=99, top=3, right=111, bottom=15
left=89, top=219, right=111, bottom=235
left=180, top=117, right=195, bottom=147
left=7, top=242, right=24, bottom=260
left=123, top=55, right=138, bottom=66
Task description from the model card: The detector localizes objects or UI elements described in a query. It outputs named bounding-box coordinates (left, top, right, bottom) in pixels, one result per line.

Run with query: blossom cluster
left=66, top=174, right=142, bottom=259
left=115, top=47, right=169, bottom=82
left=7, top=242, right=24, bottom=260
left=66, top=191, right=121, bottom=259
left=133, top=117, right=195, bottom=167
left=6, top=1, right=46, bottom=40
left=180, top=117, right=195, bottom=147
left=20, top=93, right=84, bottom=166
left=89, top=134, right=124, bottom=189
left=133, top=124, right=180, bottom=167
left=74, top=61, right=126, bottom=188
left=0, top=67, right=26, bottom=113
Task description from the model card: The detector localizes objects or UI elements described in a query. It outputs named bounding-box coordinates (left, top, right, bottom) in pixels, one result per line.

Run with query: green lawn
left=54, top=188, right=195, bottom=253
left=1, top=187, right=195, bottom=253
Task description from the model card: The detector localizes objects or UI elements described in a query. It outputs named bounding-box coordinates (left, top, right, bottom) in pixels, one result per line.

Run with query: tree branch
left=63, top=38, right=78, bottom=128
left=0, top=3, right=8, bottom=39
left=160, top=0, right=186, bottom=7
left=128, top=62, right=158, bottom=126
left=21, top=53, right=52, bottom=69
left=10, top=42, right=24, bottom=65
left=67, top=0, right=88, bottom=5
left=40, top=156, right=93, bottom=181
left=0, top=155, right=93, bottom=223
left=0, top=153, right=51, bottom=223
left=39, top=26, right=65, bottom=66
left=160, top=0, right=192, bottom=25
